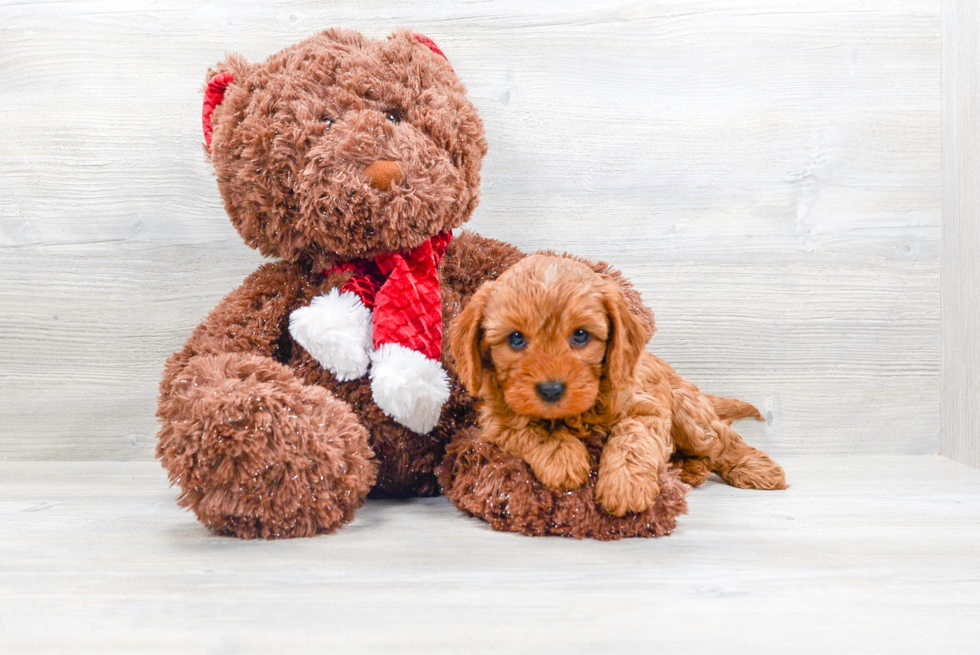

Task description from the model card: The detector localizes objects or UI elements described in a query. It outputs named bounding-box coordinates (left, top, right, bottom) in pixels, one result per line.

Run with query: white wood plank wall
left=942, top=0, right=980, bottom=469
left=0, top=1, right=941, bottom=460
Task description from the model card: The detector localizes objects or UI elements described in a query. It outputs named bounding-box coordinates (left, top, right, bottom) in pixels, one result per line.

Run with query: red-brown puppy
left=450, top=254, right=787, bottom=516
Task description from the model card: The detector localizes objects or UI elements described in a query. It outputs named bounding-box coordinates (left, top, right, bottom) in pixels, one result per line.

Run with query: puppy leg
left=671, top=382, right=787, bottom=490
left=595, top=416, right=671, bottom=516
left=713, top=441, right=787, bottom=490
left=497, top=427, right=591, bottom=491
left=669, top=452, right=712, bottom=487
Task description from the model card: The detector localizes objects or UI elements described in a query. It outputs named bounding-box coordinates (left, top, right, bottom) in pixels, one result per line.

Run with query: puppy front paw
left=595, top=466, right=661, bottom=517
left=525, top=437, right=591, bottom=491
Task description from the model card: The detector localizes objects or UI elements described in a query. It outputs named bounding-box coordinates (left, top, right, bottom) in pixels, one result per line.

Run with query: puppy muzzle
left=536, top=380, right=566, bottom=403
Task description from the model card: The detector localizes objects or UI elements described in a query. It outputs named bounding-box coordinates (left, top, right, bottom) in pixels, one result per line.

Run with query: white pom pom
left=289, top=290, right=373, bottom=381
left=369, top=343, right=450, bottom=434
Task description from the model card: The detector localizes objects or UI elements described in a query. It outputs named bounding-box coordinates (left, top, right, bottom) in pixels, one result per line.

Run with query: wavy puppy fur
left=449, top=255, right=786, bottom=522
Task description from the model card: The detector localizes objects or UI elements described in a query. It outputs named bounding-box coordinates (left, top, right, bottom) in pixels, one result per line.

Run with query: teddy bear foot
left=369, top=343, right=450, bottom=434
left=289, top=289, right=374, bottom=381
left=157, top=352, right=378, bottom=538
left=438, top=431, right=689, bottom=540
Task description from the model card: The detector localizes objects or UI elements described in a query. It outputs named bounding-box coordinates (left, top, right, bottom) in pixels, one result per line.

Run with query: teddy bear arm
left=441, top=230, right=527, bottom=298
left=155, top=349, right=377, bottom=538
left=155, top=262, right=379, bottom=538
left=159, top=260, right=307, bottom=397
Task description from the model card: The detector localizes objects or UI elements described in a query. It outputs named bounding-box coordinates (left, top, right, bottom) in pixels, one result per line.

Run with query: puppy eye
left=508, top=331, right=527, bottom=350
left=319, top=115, right=334, bottom=128
left=384, top=109, right=402, bottom=124
left=570, top=329, right=591, bottom=347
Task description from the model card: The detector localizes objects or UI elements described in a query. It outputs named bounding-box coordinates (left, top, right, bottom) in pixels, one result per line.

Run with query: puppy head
left=449, top=254, right=648, bottom=420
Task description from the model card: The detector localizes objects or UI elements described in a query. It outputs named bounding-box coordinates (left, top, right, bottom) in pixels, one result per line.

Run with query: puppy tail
left=707, top=395, right=763, bottom=423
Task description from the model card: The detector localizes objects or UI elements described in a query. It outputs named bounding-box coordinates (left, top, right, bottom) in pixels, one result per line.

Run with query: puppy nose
left=536, top=380, right=566, bottom=403
left=363, top=160, right=402, bottom=190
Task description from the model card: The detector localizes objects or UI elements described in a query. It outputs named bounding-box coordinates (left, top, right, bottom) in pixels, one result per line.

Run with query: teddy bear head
left=203, top=29, right=487, bottom=268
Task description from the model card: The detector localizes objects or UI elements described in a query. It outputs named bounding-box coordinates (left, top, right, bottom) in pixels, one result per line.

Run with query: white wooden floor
left=2, top=456, right=978, bottom=654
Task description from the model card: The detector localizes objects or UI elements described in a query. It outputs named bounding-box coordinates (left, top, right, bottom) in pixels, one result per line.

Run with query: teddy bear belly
left=289, top=351, right=460, bottom=497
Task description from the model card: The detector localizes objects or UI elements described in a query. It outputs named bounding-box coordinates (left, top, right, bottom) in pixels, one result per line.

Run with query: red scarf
left=328, top=232, right=452, bottom=361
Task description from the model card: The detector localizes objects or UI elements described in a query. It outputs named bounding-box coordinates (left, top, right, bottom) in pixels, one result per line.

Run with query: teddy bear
left=155, top=28, right=659, bottom=539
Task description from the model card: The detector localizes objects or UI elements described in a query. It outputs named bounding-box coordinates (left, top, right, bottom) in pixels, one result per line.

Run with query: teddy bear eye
left=570, top=329, right=591, bottom=346
left=319, top=115, right=334, bottom=128
left=508, top=331, right=526, bottom=350
left=384, top=109, right=402, bottom=124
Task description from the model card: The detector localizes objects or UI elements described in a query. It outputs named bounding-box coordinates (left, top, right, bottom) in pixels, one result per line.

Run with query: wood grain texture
left=941, top=0, right=980, bottom=469
left=1, top=456, right=978, bottom=653
left=0, top=1, right=940, bottom=459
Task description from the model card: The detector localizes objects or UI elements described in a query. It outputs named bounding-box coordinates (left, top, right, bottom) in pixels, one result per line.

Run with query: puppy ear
left=449, top=283, right=493, bottom=396
left=602, top=278, right=649, bottom=388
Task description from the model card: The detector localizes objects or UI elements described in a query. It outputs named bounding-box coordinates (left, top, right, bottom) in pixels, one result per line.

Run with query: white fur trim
left=289, top=290, right=373, bottom=381
left=369, top=343, right=450, bottom=435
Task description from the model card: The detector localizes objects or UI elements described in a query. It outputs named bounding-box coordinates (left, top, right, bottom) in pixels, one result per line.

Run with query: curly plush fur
left=156, top=29, right=657, bottom=538
left=440, top=255, right=786, bottom=538
left=439, top=430, right=690, bottom=540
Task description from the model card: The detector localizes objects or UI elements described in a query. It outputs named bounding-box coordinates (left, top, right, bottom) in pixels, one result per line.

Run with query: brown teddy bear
left=156, top=28, right=659, bottom=538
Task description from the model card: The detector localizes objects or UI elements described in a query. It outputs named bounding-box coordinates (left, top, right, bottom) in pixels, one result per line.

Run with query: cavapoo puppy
left=449, top=254, right=787, bottom=517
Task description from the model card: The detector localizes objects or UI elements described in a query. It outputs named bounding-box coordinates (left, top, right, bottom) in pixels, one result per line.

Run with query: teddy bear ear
left=411, top=33, right=454, bottom=72
left=202, top=70, right=235, bottom=150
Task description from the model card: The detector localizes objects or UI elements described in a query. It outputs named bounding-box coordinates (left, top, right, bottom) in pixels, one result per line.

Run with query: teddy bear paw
left=289, top=289, right=373, bottom=381
left=369, top=343, right=450, bottom=434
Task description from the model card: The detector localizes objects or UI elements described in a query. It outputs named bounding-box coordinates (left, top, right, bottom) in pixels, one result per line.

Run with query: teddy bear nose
left=363, top=160, right=402, bottom=190
left=536, top=380, right=566, bottom=403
